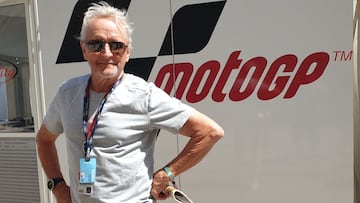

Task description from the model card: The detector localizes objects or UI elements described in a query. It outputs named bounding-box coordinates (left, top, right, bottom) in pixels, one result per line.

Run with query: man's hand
left=53, top=182, right=72, bottom=203
left=151, top=169, right=171, bottom=200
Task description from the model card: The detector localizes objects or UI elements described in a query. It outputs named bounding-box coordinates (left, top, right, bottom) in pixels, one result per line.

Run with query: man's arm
left=36, top=123, right=71, bottom=203
left=151, top=110, right=224, bottom=199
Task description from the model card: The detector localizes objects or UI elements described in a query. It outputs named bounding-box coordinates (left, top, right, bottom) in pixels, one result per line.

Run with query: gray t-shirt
left=44, top=73, right=194, bottom=203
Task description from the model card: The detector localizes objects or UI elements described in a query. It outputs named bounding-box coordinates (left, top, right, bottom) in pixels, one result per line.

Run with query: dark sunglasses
left=85, top=40, right=128, bottom=53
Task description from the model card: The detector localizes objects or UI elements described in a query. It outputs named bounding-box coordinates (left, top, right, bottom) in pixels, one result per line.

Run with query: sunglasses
left=85, top=40, right=128, bottom=53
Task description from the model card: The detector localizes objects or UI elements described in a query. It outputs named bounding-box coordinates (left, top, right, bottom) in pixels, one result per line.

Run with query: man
left=36, top=2, right=224, bottom=203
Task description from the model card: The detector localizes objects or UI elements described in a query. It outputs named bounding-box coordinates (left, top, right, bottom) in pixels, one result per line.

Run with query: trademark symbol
left=333, top=50, right=352, bottom=61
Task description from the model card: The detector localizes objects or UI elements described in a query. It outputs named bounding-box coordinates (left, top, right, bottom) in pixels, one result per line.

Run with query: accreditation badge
left=78, top=158, right=96, bottom=195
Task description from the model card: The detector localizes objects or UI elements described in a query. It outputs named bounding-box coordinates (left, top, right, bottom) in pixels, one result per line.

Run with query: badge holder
left=78, top=158, right=96, bottom=195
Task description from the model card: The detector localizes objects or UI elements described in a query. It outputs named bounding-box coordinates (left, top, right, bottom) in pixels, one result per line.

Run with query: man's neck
left=90, top=73, right=124, bottom=93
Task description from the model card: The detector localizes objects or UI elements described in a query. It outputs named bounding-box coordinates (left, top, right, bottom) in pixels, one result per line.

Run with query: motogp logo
left=155, top=51, right=330, bottom=103
left=58, top=0, right=332, bottom=103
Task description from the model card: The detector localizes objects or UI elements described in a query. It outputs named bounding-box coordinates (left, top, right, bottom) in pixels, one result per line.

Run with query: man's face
left=81, top=17, right=130, bottom=80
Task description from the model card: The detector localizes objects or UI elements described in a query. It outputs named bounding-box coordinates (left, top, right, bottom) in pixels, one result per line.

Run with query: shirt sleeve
left=43, top=88, right=64, bottom=136
left=147, top=83, right=195, bottom=134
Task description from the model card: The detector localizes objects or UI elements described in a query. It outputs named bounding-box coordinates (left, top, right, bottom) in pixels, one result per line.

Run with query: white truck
left=0, top=0, right=354, bottom=202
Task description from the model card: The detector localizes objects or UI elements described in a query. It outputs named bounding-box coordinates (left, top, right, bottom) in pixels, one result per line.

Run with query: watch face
left=47, top=179, right=54, bottom=190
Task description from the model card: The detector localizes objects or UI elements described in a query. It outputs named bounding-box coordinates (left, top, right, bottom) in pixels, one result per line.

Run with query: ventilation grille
left=0, top=137, right=40, bottom=203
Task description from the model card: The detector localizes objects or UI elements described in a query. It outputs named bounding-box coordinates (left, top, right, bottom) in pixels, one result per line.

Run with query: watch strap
left=48, top=177, right=65, bottom=190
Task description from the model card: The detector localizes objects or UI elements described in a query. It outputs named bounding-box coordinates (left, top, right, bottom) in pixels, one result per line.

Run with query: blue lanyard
left=82, top=76, right=123, bottom=160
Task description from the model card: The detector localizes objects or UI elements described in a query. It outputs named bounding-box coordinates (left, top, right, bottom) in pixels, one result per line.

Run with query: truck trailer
left=0, top=0, right=354, bottom=202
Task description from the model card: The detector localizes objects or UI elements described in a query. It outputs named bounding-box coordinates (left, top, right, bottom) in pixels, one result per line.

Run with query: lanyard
left=82, top=76, right=123, bottom=160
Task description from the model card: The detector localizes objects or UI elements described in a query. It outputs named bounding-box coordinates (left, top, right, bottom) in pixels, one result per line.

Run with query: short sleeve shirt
left=44, top=73, right=194, bottom=203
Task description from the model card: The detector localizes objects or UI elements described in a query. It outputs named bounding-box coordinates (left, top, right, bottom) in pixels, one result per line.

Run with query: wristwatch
left=47, top=177, right=65, bottom=191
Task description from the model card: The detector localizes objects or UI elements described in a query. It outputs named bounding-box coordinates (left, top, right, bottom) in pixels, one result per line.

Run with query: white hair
left=79, top=1, right=133, bottom=48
